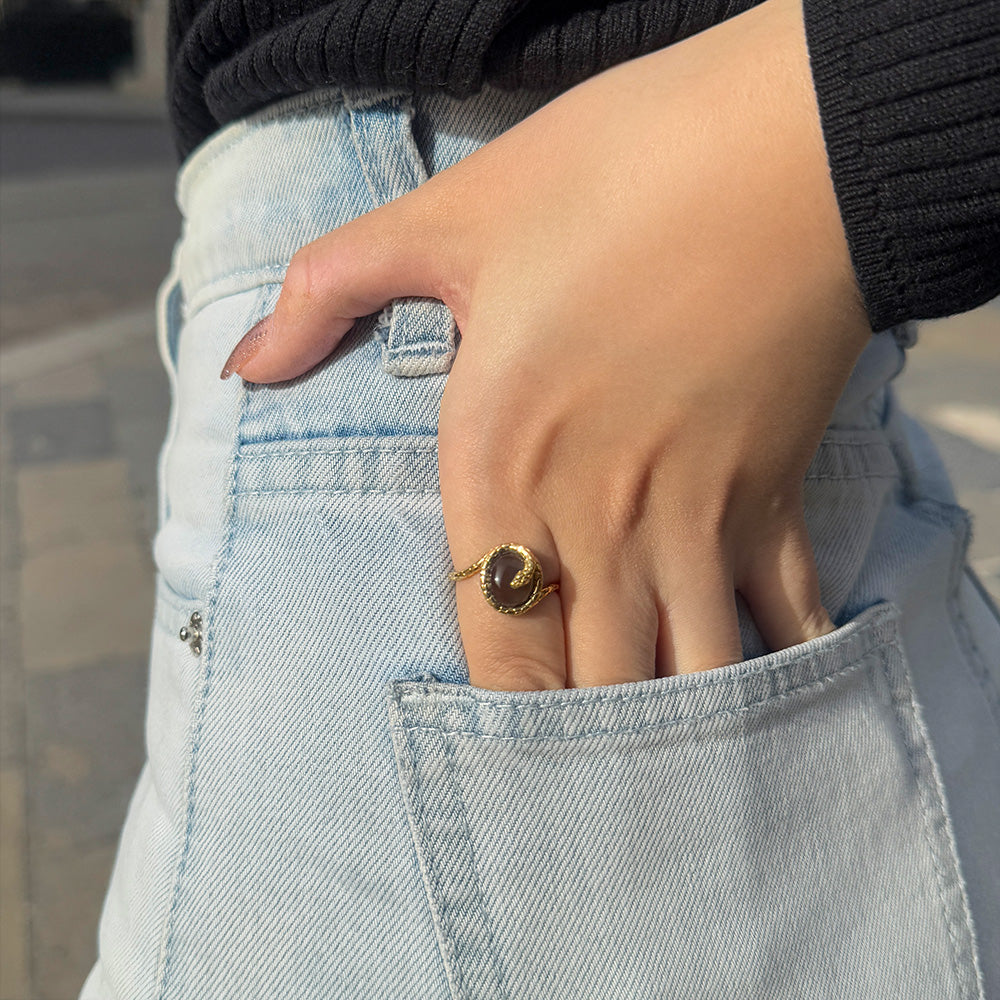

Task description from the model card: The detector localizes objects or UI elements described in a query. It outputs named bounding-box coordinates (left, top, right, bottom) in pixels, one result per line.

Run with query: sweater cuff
left=801, top=0, right=1000, bottom=331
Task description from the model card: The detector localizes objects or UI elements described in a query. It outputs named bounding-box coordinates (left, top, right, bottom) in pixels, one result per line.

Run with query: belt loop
left=891, top=320, right=919, bottom=349
left=344, top=88, right=458, bottom=378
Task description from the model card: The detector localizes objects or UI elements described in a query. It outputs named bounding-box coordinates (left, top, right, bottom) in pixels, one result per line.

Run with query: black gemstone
left=488, top=551, right=533, bottom=608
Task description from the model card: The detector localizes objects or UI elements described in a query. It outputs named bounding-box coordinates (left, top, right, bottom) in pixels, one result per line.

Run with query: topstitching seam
left=442, top=731, right=511, bottom=1000
left=238, top=444, right=439, bottom=459
left=400, top=713, right=470, bottom=999
left=394, top=647, right=883, bottom=743
left=346, top=93, right=392, bottom=210
left=876, top=637, right=981, bottom=998
left=234, top=487, right=439, bottom=498
left=395, top=617, right=895, bottom=712
left=938, top=500, right=1000, bottom=725
left=155, top=375, right=250, bottom=998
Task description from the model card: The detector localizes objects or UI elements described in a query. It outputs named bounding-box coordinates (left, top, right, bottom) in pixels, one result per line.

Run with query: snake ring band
left=448, top=543, right=559, bottom=615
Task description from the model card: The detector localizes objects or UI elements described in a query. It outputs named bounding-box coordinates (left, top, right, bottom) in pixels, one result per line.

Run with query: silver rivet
left=180, top=611, right=204, bottom=656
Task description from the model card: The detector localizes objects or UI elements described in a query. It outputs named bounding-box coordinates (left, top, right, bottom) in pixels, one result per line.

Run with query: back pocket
left=386, top=602, right=982, bottom=1000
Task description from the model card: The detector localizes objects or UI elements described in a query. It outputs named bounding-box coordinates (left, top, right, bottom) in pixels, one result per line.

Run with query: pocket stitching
left=395, top=722, right=509, bottom=1000
left=877, top=634, right=985, bottom=999
left=238, top=443, right=440, bottom=459
left=445, top=730, right=511, bottom=1000
left=392, top=604, right=897, bottom=718
left=936, top=499, right=1000, bottom=726
left=235, top=487, right=440, bottom=498
left=392, top=643, right=887, bottom=744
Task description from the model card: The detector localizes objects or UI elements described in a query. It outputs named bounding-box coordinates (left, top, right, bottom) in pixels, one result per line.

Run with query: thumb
left=222, top=185, right=457, bottom=383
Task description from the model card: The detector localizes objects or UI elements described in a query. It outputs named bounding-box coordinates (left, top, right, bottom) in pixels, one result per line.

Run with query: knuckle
left=595, top=464, right=654, bottom=548
left=440, top=402, right=551, bottom=502
left=282, top=245, right=322, bottom=312
left=409, top=184, right=474, bottom=305
left=437, top=418, right=495, bottom=496
left=728, top=481, right=803, bottom=549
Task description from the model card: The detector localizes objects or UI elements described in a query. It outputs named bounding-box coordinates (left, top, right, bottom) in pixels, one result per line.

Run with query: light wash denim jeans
left=81, top=83, right=999, bottom=1000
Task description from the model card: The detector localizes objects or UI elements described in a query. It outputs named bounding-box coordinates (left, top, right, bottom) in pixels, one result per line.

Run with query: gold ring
left=448, top=543, right=559, bottom=615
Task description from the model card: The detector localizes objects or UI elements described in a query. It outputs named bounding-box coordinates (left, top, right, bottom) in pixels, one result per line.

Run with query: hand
left=222, top=0, right=873, bottom=690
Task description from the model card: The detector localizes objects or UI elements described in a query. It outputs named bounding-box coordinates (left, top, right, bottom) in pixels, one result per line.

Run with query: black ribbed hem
left=802, top=0, right=1000, bottom=329
left=168, top=0, right=762, bottom=161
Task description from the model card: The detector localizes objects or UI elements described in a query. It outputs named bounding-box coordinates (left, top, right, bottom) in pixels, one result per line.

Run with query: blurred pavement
left=1, top=86, right=175, bottom=1000
left=0, top=86, right=177, bottom=348
left=0, top=86, right=998, bottom=1000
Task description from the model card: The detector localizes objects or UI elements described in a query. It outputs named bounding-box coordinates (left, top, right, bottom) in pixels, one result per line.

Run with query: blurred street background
left=0, top=4, right=998, bottom=996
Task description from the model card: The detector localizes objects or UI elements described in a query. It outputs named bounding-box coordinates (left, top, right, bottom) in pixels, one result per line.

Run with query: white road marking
left=0, top=306, right=154, bottom=384
left=926, top=404, right=1000, bottom=455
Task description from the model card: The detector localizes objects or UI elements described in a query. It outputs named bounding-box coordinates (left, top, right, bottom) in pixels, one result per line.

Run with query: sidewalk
left=0, top=310, right=167, bottom=1000
left=0, top=84, right=166, bottom=122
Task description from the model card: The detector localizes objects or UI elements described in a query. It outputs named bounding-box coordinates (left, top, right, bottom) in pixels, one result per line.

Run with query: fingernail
left=220, top=313, right=272, bottom=379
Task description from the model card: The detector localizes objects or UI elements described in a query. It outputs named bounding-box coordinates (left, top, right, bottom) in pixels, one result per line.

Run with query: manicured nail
left=220, top=313, right=272, bottom=379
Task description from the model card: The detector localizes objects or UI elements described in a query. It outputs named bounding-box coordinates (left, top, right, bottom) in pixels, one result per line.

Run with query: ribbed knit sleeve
left=168, top=0, right=1000, bottom=326
left=801, top=0, right=1000, bottom=330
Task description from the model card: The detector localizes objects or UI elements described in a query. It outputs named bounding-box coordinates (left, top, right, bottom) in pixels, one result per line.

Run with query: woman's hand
left=222, top=0, right=873, bottom=690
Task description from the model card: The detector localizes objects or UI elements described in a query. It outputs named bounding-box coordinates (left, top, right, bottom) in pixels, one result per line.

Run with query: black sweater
left=167, top=0, right=1000, bottom=332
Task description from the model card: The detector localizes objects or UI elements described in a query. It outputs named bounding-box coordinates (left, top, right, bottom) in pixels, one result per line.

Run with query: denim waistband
left=172, top=81, right=914, bottom=419
left=174, top=83, right=564, bottom=377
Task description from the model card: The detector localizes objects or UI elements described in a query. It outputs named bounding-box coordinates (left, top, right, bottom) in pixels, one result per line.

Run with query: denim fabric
left=80, top=83, right=999, bottom=1000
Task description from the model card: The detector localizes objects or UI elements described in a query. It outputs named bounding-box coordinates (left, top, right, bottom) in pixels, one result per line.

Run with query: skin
left=222, top=0, right=874, bottom=691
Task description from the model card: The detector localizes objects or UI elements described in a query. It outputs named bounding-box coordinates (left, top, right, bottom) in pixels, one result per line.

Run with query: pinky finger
left=739, top=515, right=834, bottom=653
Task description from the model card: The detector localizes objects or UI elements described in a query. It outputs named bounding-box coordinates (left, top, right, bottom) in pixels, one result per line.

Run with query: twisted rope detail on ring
left=449, top=543, right=559, bottom=615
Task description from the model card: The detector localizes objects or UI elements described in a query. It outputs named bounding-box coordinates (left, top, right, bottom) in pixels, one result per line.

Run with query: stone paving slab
left=26, top=656, right=146, bottom=846
left=1, top=171, right=177, bottom=347
left=7, top=402, right=115, bottom=466
left=31, top=839, right=119, bottom=1000
left=0, top=410, right=27, bottom=769
left=17, top=459, right=138, bottom=555
left=0, top=766, right=29, bottom=1000
left=0, top=613, right=24, bottom=765
left=19, top=539, right=155, bottom=675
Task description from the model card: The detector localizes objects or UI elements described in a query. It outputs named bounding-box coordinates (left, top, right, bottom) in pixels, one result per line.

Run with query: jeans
left=81, top=83, right=1000, bottom=999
